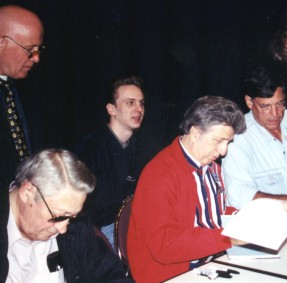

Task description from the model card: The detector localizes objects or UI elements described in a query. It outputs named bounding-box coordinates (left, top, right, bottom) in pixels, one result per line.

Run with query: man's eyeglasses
left=33, top=184, right=76, bottom=223
left=1, top=35, right=45, bottom=59
left=252, top=99, right=286, bottom=113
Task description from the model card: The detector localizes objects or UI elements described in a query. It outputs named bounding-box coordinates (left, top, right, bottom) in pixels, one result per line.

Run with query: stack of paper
left=222, top=198, right=287, bottom=251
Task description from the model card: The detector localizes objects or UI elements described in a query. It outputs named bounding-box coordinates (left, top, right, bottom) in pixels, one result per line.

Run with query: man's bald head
left=0, top=5, right=44, bottom=78
left=0, top=5, right=43, bottom=38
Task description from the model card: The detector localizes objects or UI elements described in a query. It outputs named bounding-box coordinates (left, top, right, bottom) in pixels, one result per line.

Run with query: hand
left=230, top=238, right=248, bottom=246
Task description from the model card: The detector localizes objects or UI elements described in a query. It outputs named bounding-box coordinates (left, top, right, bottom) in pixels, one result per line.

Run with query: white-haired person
left=0, top=149, right=133, bottom=283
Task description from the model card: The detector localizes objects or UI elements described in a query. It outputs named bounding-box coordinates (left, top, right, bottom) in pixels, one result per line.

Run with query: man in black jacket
left=0, top=5, right=44, bottom=189
left=0, top=148, right=133, bottom=283
left=77, top=76, right=145, bottom=248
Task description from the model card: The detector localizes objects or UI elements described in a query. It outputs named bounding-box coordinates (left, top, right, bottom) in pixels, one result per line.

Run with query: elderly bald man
left=0, top=5, right=44, bottom=190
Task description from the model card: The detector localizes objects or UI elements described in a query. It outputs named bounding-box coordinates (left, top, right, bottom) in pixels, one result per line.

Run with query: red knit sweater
left=127, top=137, right=232, bottom=283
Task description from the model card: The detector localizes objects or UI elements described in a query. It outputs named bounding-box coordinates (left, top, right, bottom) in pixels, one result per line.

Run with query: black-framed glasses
left=1, top=35, right=45, bottom=59
left=33, top=184, right=76, bottom=223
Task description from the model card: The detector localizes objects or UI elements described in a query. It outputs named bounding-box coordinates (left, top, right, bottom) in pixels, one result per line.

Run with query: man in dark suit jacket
left=0, top=148, right=133, bottom=283
left=0, top=5, right=44, bottom=189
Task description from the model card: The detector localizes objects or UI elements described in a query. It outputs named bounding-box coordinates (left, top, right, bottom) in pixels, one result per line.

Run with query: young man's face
left=190, top=124, right=234, bottom=166
left=245, top=87, right=286, bottom=134
left=107, top=85, right=145, bottom=131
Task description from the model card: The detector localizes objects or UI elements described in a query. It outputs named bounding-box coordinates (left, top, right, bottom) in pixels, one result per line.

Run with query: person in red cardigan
left=127, top=96, right=246, bottom=283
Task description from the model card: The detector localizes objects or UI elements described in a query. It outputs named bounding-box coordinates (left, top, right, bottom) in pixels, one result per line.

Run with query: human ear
left=19, top=181, right=35, bottom=203
left=106, top=103, right=115, bottom=115
left=245, top=95, right=253, bottom=110
left=189, top=126, right=201, bottom=141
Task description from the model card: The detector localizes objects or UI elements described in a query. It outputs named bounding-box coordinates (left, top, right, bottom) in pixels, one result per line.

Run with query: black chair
left=114, top=195, right=133, bottom=274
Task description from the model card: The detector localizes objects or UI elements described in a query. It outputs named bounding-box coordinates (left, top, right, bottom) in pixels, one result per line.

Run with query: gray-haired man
left=0, top=149, right=133, bottom=283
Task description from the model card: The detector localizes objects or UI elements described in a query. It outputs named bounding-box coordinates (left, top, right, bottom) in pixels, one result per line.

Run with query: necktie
left=0, top=79, right=29, bottom=161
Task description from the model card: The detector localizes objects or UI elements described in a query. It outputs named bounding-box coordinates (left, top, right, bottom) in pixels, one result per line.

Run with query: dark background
left=2, top=0, right=287, bottom=161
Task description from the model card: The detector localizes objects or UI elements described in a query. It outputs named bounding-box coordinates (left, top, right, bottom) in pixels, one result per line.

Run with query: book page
left=221, top=215, right=280, bottom=259
left=226, top=244, right=280, bottom=259
left=221, top=198, right=287, bottom=250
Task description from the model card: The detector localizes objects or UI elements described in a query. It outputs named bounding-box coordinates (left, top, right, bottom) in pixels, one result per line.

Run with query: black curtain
left=2, top=0, right=287, bottom=159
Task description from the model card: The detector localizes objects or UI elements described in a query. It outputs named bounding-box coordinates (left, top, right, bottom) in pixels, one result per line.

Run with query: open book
left=221, top=198, right=287, bottom=251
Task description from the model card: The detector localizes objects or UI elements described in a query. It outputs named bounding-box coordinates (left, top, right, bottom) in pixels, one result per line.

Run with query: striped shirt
left=179, top=140, right=225, bottom=229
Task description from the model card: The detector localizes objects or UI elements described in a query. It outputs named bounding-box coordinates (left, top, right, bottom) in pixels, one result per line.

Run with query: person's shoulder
left=57, top=220, right=105, bottom=249
left=231, top=112, right=257, bottom=141
left=74, top=127, right=110, bottom=159
left=142, top=137, right=181, bottom=173
left=78, top=126, right=109, bottom=147
left=244, top=111, right=255, bottom=128
left=85, top=126, right=109, bottom=140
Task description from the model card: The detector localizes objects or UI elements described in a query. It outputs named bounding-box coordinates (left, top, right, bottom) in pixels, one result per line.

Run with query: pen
left=216, top=270, right=232, bottom=278
left=216, top=268, right=240, bottom=274
left=195, top=267, right=240, bottom=280
left=226, top=269, right=240, bottom=274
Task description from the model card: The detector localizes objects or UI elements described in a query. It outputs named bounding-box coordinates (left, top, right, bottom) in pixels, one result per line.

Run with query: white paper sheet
left=222, top=198, right=287, bottom=250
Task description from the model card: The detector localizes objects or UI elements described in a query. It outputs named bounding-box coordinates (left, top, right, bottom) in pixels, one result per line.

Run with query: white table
left=164, top=241, right=287, bottom=282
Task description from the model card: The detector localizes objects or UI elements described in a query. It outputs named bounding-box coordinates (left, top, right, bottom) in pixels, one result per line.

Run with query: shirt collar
left=7, top=207, right=24, bottom=247
left=107, top=124, right=130, bottom=149
left=0, top=75, right=8, bottom=81
left=179, top=136, right=210, bottom=173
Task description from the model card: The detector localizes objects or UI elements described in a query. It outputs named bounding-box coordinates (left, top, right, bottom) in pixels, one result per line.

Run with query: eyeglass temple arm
left=35, top=186, right=55, bottom=218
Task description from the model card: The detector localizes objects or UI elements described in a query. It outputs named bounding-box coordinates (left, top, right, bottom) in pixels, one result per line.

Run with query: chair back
left=114, top=195, right=133, bottom=267
left=93, top=225, right=113, bottom=251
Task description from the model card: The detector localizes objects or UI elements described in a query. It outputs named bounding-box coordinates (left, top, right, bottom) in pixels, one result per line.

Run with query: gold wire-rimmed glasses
left=1, top=35, right=44, bottom=59
left=252, top=98, right=286, bottom=113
